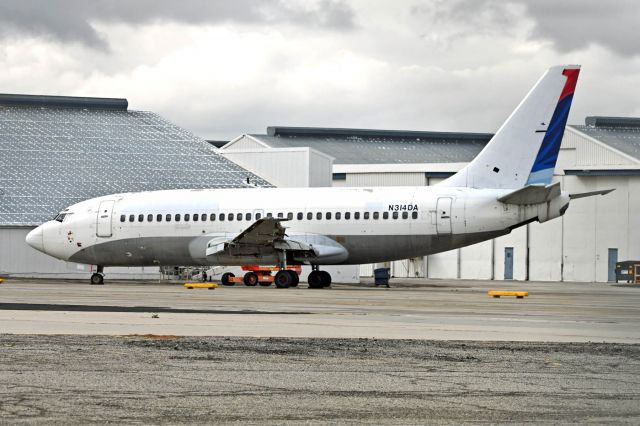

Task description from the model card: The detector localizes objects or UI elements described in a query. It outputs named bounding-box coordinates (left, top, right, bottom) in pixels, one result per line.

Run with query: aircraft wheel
left=258, top=281, right=272, bottom=287
left=243, top=272, right=259, bottom=286
left=319, top=271, right=332, bottom=287
left=308, top=271, right=323, bottom=289
left=221, top=272, right=235, bottom=286
left=274, top=271, right=291, bottom=288
left=287, top=270, right=299, bottom=287
left=90, top=273, right=104, bottom=285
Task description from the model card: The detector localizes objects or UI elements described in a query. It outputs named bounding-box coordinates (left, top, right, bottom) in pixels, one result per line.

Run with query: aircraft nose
left=26, top=226, right=44, bottom=252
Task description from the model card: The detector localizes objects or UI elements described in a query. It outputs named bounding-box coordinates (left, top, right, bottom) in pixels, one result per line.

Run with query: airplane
left=26, top=65, right=613, bottom=287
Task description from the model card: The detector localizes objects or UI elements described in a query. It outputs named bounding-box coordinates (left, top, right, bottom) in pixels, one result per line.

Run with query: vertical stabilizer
left=440, top=65, right=580, bottom=189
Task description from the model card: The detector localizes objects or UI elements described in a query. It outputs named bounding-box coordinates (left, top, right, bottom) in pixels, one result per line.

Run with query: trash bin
left=374, top=268, right=391, bottom=287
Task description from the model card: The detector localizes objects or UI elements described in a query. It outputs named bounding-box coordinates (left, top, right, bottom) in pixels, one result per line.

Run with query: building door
left=96, top=200, right=115, bottom=237
left=436, top=197, right=452, bottom=235
left=504, top=247, right=514, bottom=280
left=608, top=248, right=618, bottom=282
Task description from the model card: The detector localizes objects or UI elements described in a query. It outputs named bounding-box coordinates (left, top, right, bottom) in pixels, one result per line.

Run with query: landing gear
left=243, top=272, right=259, bottom=286
left=308, top=268, right=331, bottom=289
left=287, top=270, right=299, bottom=287
left=90, top=265, right=104, bottom=285
left=221, top=272, right=235, bottom=286
left=274, top=270, right=292, bottom=288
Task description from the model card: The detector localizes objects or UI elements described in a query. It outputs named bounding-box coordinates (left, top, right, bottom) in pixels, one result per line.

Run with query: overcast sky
left=1, top=0, right=639, bottom=139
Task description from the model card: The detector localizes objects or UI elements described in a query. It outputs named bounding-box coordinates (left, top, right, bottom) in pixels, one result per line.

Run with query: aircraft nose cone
left=26, top=226, right=44, bottom=252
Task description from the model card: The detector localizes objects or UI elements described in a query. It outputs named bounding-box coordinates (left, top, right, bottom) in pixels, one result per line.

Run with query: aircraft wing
left=498, top=182, right=561, bottom=205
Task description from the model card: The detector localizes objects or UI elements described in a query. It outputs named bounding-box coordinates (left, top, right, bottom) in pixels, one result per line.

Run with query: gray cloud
left=518, top=0, right=640, bottom=56
left=0, top=0, right=355, bottom=50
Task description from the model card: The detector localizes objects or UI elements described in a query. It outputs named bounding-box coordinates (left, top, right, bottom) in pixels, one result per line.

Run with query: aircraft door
left=96, top=200, right=115, bottom=237
left=436, top=197, right=452, bottom=235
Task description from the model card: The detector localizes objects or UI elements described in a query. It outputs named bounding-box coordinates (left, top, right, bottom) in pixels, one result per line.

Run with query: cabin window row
left=119, top=210, right=419, bottom=223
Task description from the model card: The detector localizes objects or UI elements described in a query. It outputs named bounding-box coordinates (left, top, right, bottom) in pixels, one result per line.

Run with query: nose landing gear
left=90, top=266, right=104, bottom=285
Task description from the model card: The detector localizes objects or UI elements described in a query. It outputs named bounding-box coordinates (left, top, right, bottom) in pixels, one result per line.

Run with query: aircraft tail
left=440, top=65, right=580, bottom=189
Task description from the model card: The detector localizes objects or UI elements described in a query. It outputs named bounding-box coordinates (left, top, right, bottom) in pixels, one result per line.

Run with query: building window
left=326, top=212, right=332, bottom=220
left=147, top=214, right=153, bottom=222
left=307, top=212, right=313, bottom=220
left=236, top=213, right=242, bottom=221
left=354, top=212, right=360, bottom=220
left=193, top=214, right=198, bottom=222
left=166, top=214, right=171, bottom=222
left=245, top=213, right=252, bottom=221
left=336, top=212, right=342, bottom=220
left=210, top=213, right=216, bottom=221
left=157, top=214, right=162, bottom=222
left=175, top=214, right=181, bottom=221
left=138, top=214, right=144, bottom=222
left=120, top=215, right=125, bottom=222
left=383, top=212, right=389, bottom=220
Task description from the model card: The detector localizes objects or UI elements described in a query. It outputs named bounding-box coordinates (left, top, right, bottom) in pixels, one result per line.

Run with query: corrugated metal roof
left=570, top=116, right=640, bottom=162
left=250, top=127, right=493, bottom=164
left=0, top=102, right=271, bottom=226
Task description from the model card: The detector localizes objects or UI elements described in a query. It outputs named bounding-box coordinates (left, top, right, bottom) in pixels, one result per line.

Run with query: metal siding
left=308, top=150, right=333, bottom=187
left=493, top=228, right=527, bottom=280
left=223, top=135, right=267, bottom=151
left=460, top=241, right=493, bottom=279
left=345, top=172, right=425, bottom=187
left=567, top=129, right=635, bottom=166
left=222, top=151, right=309, bottom=187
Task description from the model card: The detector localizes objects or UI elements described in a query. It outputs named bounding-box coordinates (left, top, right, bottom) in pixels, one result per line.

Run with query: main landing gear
left=90, top=266, right=104, bottom=285
left=307, top=265, right=331, bottom=289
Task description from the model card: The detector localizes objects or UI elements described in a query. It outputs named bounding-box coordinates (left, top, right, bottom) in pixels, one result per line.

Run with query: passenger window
left=236, top=213, right=242, bottom=221
left=246, top=213, right=252, bottom=221
left=210, top=213, right=216, bottom=221
left=138, top=214, right=144, bottom=222
left=277, top=212, right=284, bottom=218
left=193, top=214, right=198, bottom=222
left=345, top=212, right=351, bottom=220
left=307, top=212, right=312, bottom=220
left=175, top=214, right=181, bottom=221
left=412, top=211, right=418, bottom=219
left=287, top=212, right=293, bottom=220
left=383, top=212, right=389, bottom=220
left=393, top=212, right=399, bottom=219
left=184, top=214, right=190, bottom=221
left=256, top=213, right=262, bottom=220
left=402, top=212, right=408, bottom=219
left=219, top=214, right=225, bottom=221
left=147, top=214, right=153, bottom=222
left=316, top=212, right=322, bottom=220
left=157, top=214, right=162, bottom=222
left=365, top=212, right=371, bottom=220
left=267, top=213, right=273, bottom=218
left=336, top=212, right=341, bottom=220
left=297, top=212, right=303, bottom=220
left=228, top=213, right=234, bottom=221
left=201, top=213, right=206, bottom=221
left=166, top=214, right=171, bottom=222
left=326, top=212, right=332, bottom=220
left=120, top=215, right=125, bottom=222
left=354, top=212, right=360, bottom=220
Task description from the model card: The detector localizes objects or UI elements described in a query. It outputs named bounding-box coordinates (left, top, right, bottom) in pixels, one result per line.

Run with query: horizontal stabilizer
left=569, top=189, right=615, bottom=199
left=498, top=182, right=561, bottom=205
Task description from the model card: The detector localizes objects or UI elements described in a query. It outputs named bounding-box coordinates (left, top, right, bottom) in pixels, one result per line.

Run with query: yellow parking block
left=184, top=282, right=218, bottom=290
left=488, top=290, right=528, bottom=299
left=0, top=278, right=4, bottom=284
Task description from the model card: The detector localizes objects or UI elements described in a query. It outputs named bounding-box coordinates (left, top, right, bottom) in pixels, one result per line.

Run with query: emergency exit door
left=504, top=247, right=514, bottom=280
left=96, top=200, right=115, bottom=237
left=436, top=197, right=452, bottom=235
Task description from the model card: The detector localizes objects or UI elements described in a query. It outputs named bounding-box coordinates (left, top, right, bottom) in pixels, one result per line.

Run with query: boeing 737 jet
left=26, top=65, right=612, bottom=287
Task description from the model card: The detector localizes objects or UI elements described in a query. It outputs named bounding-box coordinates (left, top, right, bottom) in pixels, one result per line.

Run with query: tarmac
left=1, top=278, right=639, bottom=424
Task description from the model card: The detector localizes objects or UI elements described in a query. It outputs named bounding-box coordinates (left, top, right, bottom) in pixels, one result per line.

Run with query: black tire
left=259, top=281, right=272, bottom=287
left=308, top=271, right=323, bottom=289
left=287, top=270, right=299, bottom=287
left=274, top=271, right=291, bottom=288
left=243, top=272, right=259, bottom=286
left=90, top=273, right=104, bottom=285
left=319, top=271, right=332, bottom=287
left=221, top=272, right=235, bottom=286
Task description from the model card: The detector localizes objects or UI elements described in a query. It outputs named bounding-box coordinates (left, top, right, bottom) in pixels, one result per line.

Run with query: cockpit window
left=54, top=213, right=66, bottom=222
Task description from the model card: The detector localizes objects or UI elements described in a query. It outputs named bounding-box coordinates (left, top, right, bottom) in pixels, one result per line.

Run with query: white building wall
left=0, top=227, right=160, bottom=279
left=460, top=240, right=493, bottom=279
left=309, top=150, right=333, bottom=187
left=342, top=172, right=426, bottom=187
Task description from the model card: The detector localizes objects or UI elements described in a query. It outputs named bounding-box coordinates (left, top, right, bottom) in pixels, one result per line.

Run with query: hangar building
left=0, top=94, right=270, bottom=278
left=220, top=119, right=640, bottom=282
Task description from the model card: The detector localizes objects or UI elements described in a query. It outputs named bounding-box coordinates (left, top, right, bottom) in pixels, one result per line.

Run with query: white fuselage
left=26, top=186, right=569, bottom=268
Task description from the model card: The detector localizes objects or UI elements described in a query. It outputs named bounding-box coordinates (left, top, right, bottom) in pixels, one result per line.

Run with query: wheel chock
left=488, top=290, right=528, bottom=299
left=184, top=282, right=218, bottom=290
left=0, top=278, right=5, bottom=284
